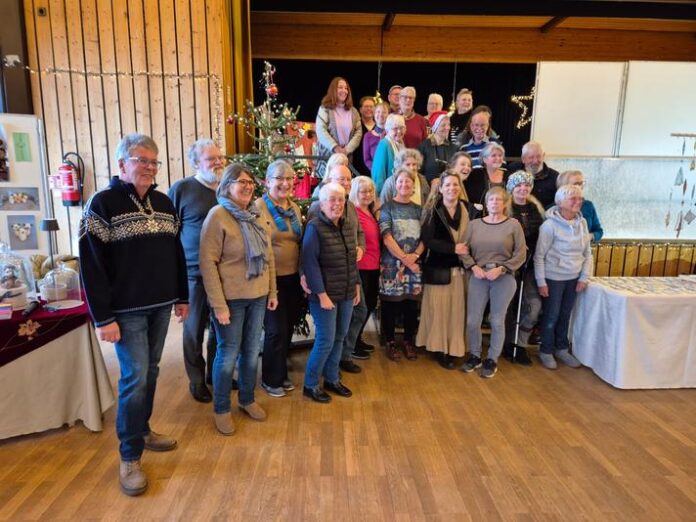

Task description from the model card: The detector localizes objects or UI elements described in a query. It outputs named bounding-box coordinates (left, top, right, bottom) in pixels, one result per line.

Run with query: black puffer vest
left=309, top=211, right=359, bottom=301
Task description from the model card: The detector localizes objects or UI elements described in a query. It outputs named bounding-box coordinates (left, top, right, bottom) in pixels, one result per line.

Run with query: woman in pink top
left=315, top=77, right=362, bottom=178
left=349, top=175, right=381, bottom=353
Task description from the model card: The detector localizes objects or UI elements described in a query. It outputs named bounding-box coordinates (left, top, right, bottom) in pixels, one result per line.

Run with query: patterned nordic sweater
left=78, top=176, right=188, bottom=327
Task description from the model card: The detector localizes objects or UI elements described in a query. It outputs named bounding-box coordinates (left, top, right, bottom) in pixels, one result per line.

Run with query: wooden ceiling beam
left=540, top=16, right=568, bottom=33
left=382, top=13, right=396, bottom=31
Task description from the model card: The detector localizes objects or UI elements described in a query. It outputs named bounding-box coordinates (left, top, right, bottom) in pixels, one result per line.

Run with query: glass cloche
left=39, top=261, right=81, bottom=303
left=0, top=242, right=36, bottom=310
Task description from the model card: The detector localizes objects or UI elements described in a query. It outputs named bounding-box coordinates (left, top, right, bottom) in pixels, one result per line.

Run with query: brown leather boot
left=386, top=341, right=402, bottom=361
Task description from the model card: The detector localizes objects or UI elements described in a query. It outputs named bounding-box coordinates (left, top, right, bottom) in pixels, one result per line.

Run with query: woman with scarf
left=200, top=163, right=277, bottom=435
left=417, top=171, right=477, bottom=369
left=256, top=160, right=303, bottom=398
left=371, top=113, right=406, bottom=195
left=418, top=111, right=458, bottom=184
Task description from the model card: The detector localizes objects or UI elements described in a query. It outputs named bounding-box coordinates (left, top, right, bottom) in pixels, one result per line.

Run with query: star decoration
left=510, top=86, right=535, bottom=129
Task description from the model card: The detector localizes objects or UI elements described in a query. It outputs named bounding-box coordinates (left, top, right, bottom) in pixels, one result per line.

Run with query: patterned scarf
left=217, top=195, right=268, bottom=279
left=263, top=193, right=301, bottom=238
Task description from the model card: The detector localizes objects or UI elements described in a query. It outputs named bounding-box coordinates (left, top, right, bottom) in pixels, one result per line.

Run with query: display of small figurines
left=0, top=138, right=8, bottom=182
left=0, top=263, right=28, bottom=310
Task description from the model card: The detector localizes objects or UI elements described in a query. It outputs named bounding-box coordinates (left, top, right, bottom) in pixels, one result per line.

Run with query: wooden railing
left=591, top=240, right=696, bottom=277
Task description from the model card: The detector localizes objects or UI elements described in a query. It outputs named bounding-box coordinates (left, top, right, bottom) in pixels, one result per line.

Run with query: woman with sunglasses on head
left=200, top=163, right=277, bottom=435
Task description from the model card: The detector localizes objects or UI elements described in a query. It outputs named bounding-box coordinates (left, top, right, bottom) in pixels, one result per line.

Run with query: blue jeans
left=341, top=286, right=367, bottom=361
left=540, top=278, right=579, bottom=354
left=211, top=296, right=266, bottom=413
left=114, top=304, right=172, bottom=461
left=305, top=298, right=353, bottom=389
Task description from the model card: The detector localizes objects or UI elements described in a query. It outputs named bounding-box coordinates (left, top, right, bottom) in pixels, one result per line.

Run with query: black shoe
left=205, top=375, right=213, bottom=386
left=502, top=343, right=515, bottom=360
left=356, top=337, right=375, bottom=353
left=511, top=346, right=533, bottom=366
left=189, top=383, right=212, bottom=403
left=303, top=386, right=331, bottom=403
left=324, top=380, right=353, bottom=397
left=460, top=354, right=482, bottom=373
left=339, top=360, right=362, bottom=373
left=351, top=346, right=371, bottom=360
left=438, top=353, right=455, bottom=370
left=480, top=358, right=498, bottom=379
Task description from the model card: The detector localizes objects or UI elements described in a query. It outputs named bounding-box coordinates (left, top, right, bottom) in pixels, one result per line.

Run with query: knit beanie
left=506, top=170, right=534, bottom=193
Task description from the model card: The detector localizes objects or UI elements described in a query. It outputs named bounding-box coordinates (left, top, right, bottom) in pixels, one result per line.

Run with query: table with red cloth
left=0, top=300, right=115, bottom=440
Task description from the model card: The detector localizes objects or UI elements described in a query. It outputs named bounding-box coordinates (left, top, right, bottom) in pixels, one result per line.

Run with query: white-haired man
left=168, top=139, right=225, bottom=403
left=79, top=133, right=189, bottom=496
left=508, top=141, right=559, bottom=209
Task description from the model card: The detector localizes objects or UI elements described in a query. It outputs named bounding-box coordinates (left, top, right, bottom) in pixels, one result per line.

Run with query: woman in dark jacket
left=416, top=171, right=478, bottom=369
left=301, top=182, right=361, bottom=403
left=465, top=142, right=509, bottom=212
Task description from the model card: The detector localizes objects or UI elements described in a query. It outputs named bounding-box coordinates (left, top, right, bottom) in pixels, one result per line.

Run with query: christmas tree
left=227, top=62, right=310, bottom=183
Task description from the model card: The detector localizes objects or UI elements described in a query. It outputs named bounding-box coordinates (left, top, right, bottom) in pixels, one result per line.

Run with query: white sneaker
left=556, top=350, right=581, bottom=368
left=539, top=353, right=557, bottom=370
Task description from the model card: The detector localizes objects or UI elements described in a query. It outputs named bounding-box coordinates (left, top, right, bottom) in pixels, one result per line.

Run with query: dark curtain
left=252, top=59, right=535, bottom=158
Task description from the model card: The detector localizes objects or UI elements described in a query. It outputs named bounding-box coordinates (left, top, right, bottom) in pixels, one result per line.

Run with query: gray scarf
left=217, top=195, right=269, bottom=279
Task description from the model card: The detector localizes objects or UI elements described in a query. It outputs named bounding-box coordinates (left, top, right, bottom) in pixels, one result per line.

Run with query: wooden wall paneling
left=206, top=0, right=224, bottom=152
left=636, top=244, right=654, bottom=276
left=143, top=0, right=169, bottom=187
left=663, top=244, right=682, bottom=277
left=159, top=0, right=184, bottom=186
left=81, top=0, right=111, bottom=192
left=48, top=0, right=81, bottom=254
left=649, top=243, right=667, bottom=276
left=96, top=0, right=123, bottom=188
left=608, top=244, right=626, bottom=277
left=128, top=0, right=152, bottom=136
left=112, top=0, right=137, bottom=135
left=190, top=0, right=211, bottom=142
left=31, top=2, right=62, bottom=192
left=677, top=244, right=695, bottom=276
left=175, top=0, right=195, bottom=178
left=23, top=1, right=44, bottom=150
left=622, top=244, right=639, bottom=277
left=64, top=0, right=96, bottom=203
left=594, top=243, right=612, bottom=277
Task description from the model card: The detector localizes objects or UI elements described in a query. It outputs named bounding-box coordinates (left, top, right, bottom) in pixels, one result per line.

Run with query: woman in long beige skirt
left=416, top=171, right=479, bottom=369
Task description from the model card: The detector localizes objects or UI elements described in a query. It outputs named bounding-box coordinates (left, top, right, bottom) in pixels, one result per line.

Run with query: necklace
left=129, top=193, right=159, bottom=232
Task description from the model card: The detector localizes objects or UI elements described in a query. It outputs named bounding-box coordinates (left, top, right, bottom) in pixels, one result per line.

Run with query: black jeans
left=381, top=299, right=419, bottom=343
left=358, top=269, right=380, bottom=340
left=183, top=276, right=217, bottom=385
left=262, top=273, right=303, bottom=387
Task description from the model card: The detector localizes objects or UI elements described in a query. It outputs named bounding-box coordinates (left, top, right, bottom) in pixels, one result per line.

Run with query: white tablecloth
left=572, top=277, right=696, bottom=389
left=0, top=323, right=115, bottom=440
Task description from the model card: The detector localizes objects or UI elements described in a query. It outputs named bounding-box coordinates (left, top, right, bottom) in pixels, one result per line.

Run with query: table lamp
left=39, top=218, right=60, bottom=269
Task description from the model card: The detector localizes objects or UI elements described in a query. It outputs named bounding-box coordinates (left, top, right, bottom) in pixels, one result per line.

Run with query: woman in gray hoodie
left=533, top=184, right=593, bottom=370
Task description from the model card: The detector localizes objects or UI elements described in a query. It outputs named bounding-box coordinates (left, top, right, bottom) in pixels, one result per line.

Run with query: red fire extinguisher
left=57, top=157, right=82, bottom=207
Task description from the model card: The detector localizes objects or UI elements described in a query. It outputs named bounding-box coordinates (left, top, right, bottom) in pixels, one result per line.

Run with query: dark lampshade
left=39, top=218, right=60, bottom=232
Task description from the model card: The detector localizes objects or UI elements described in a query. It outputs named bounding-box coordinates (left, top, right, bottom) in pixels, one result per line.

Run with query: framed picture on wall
left=7, top=215, right=38, bottom=250
left=0, top=187, right=40, bottom=211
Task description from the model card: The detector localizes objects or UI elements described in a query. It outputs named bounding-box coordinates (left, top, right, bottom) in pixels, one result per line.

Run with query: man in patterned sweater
left=79, top=133, right=189, bottom=497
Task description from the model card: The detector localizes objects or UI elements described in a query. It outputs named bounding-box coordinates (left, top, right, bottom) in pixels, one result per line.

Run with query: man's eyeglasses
left=128, top=157, right=162, bottom=170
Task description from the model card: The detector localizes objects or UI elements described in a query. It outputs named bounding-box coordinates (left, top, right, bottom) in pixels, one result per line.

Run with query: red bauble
left=266, top=84, right=278, bottom=97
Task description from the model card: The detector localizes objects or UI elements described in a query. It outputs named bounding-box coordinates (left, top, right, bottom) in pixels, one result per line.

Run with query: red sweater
left=403, top=113, right=428, bottom=149
left=356, top=207, right=380, bottom=270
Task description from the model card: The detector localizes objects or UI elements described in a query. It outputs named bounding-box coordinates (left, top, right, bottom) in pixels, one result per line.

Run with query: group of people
left=78, top=77, right=603, bottom=497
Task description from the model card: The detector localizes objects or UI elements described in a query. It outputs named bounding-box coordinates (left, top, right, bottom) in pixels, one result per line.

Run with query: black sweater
left=79, top=177, right=188, bottom=326
left=421, top=200, right=478, bottom=269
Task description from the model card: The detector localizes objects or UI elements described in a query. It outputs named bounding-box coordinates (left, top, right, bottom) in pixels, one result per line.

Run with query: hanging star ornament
left=510, top=86, right=535, bottom=130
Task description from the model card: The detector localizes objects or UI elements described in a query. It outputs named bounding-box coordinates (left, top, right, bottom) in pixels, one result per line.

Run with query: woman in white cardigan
left=315, top=77, right=362, bottom=179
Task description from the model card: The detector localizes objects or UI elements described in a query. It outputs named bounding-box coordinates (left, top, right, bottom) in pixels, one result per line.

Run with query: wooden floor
left=1, top=319, right=695, bottom=521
